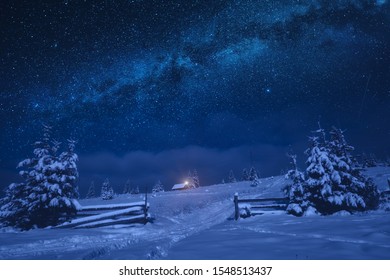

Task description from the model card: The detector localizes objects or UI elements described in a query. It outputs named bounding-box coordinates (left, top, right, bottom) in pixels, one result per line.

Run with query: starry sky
left=1, top=0, right=389, bottom=194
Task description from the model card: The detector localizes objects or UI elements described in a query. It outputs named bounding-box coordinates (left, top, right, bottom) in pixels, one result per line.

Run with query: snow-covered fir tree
left=248, top=166, right=259, bottom=181
left=327, top=127, right=379, bottom=211
left=186, top=170, right=194, bottom=187
left=285, top=127, right=380, bottom=216
left=101, top=178, right=114, bottom=200
left=385, top=157, right=390, bottom=167
left=302, top=135, right=335, bottom=214
left=0, top=125, right=79, bottom=229
left=241, top=168, right=249, bottom=181
left=283, top=153, right=305, bottom=216
left=86, top=181, right=96, bottom=198
left=228, top=170, right=237, bottom=183
left=361, top=153, right=378, bottom=168
left=152, top=180, right=164, bottom=197
left=123, top=179, right=131, bottom=194
left=192, top=169, right=200, bottom=188
left=131, top=186, right=140, bottom=195
left=248, top=166, right=260, bottom=187
left=58, top=139, right=79, bottom=200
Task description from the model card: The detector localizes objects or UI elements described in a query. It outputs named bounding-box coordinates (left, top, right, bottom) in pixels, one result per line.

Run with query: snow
left=0, top=167, right=389, bottom=260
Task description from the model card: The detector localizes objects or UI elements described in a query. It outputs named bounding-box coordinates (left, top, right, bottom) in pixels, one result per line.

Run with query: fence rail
left=234, top=193, right=288, bottom=220
left=55, top=200, right=149, bottom=229
left=381, top=190, right=390, bottom=197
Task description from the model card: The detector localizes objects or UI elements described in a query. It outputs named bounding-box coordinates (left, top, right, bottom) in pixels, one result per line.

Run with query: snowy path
left=84, top=198, right=235, bottom=259
left=0, top=195, right=235, bottom=259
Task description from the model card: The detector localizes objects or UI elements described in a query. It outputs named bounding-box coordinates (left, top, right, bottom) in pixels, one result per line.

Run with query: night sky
left=1, top=0, right=389, bottom=194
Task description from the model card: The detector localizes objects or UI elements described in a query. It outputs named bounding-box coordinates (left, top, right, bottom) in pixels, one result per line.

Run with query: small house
left=172, top=181, right=194, bottom=191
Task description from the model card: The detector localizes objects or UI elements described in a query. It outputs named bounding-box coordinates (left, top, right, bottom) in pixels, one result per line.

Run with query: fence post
left=144, top=187, right=148, bottom=224
left=234, top=193, right=239, bottom=221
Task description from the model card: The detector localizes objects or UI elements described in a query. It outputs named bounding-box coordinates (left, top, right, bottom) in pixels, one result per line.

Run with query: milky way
left=0, top=1, right=389, bottom=189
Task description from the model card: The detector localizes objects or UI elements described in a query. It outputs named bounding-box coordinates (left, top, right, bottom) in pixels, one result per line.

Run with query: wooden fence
left=56, top=200, right=149, bottom=229
left=233, top=193, right=289, bottom=220
left=381, top=190, right=390, bottom=197
left=380, top=190, right=390, bottom=205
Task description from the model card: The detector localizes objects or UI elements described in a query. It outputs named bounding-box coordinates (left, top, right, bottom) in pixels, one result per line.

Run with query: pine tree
left=86, top=181, right=96, bottom=198
left=385, top=157, right=390, bottom=167
left=58, top=139, right=79, bottom=200
left=248, top=166, right=259, bottom=187
left=123, top=179, right=131, bottom=194
left=131, top=186, right=140, bottom=195
left=283, top=153, right=305, bottom=216
left=327, top=127, right=379, bottom=211
left=285, top=127, right=380, bottom=216
left=361, top=153, right=378, bottom=168
left=152, top=180, right=164, bottom=196
left=101, top=178, right=114, bottom=200
left=192, top=169, right=200, bottom=188
left=228, top=170, right=236, bottom=183
left=302, top=135, right=335, bottom=214
left=186, top=170, right=194, bottom=188
left=0, top=182, right=30, bottom=229
left=0, top=125, right=79, bottom=229
left=241, top=169, right=249, bottom=181
left=248, top=166, right=259, bottom=181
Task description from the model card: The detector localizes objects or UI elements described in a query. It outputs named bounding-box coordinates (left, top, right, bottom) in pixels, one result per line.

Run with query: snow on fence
left=55, top=200, right=149, bottom=229
left=233, top=193, right=289, bottom=220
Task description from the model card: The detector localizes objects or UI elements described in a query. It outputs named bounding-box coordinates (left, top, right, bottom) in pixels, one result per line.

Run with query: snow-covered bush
left=239, top=203, right=252, bottom=218
left=284, top=127, right=380, bottom=216
left=0, top=125, right=80, bottom=230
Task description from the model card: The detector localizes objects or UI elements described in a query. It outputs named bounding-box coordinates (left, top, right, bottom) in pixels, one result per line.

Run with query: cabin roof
left=172, top=183, right=187, bottom=190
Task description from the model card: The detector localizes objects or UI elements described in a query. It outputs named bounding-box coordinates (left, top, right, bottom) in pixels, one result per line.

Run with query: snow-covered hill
left=0, top=167, right=389, bottom=260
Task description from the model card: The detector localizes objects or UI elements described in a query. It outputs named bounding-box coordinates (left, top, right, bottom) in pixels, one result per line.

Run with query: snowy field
left=0, top=167, right=389, bottom=260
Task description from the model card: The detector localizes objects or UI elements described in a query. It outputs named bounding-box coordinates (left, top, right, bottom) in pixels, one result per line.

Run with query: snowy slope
left=0, top=168, right=389, bottom=260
